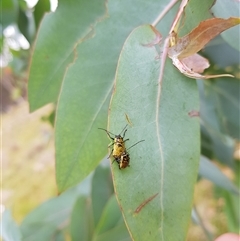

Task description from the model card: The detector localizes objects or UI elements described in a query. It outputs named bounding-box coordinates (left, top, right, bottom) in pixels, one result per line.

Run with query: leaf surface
left=20, top=181, right=91, bottom=241
left=34, top=0, right=51, bottom=29
left=94, top=223, right=131, bottom=241
left=211, top=0, right=240, bottom=51
left=1, top=209, right=22, bottom=241
left=28, top=0, right=106, bottom=111
left=94, top=195, right=122, bottom=235
left=109, top=25, right=200, bottom=241
left=55, top=0, right=177, bottom=192
left=199, top=156, right=239, bottom=194
left=178, top=0, right=214, bottom=37
left=93, top=195, right=130, bottom=241
left=91, top=165, right=114, bottom=227
left=70, top=196, right=93, bottom=241
left=198, top=76, right=239, bottom=167
left=1, top=0, right=18, bottom=27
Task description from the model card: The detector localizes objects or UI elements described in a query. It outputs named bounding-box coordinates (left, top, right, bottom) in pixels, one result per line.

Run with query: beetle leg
left=107, top=149, right=113, bottom=159
left=108, top=142, right=114, bottom=148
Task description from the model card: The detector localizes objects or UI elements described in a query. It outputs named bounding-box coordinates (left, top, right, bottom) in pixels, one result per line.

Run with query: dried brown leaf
left=172, top=57, right=234, bottom=79
left=168, top=17, right=240, bottom=59
left=181, top=54, right=210, bottom=74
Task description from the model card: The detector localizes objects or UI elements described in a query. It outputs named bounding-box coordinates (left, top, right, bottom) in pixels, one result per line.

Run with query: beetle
left=114, top=140, right=145, bottom=170
left=116, top=151, right=130, bottom=169
left=98, top=125, right=129, bottom=160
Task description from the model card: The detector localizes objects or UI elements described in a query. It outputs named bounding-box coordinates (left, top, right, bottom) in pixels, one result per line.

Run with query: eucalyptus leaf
left=178, top=0, right=214, bottom=36
left=109, top=25, right=200, bottom=241
left=91, top=165, right=114, bottom=227
left=28, top=0, right=106, bottom=111
left=70, top=196, right=93, bottom=241
left=20, top=178, right=92, bottom=241
left=222, top=190, right=240, bottom=232
left=94, top=222, right=131, bottom=241
left=203, top=37, right=239, bottom=68
left=191, top=207, right=213, bottom=241
left=33, top=0, right=51, bottom=29
left=1, top=209, right=22, bottom=241
left=55, top=0, right=179, bottom=192
left=198, top=77, right=239, bottom=167
left=1, top=0, right=18, bottom=28
left=94, top=195, right=122, bottom=236
left=211, top=0, right=240, bottom=51
left=199, top=156, right=239, bottom=195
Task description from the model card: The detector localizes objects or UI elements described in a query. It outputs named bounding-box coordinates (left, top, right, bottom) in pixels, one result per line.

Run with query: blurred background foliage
left=1, top=0, right=239, bottom=241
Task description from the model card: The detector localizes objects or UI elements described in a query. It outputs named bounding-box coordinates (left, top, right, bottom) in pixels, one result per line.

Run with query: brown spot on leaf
left=188, top=110, right=199, bottom=117
left=125, top=113, right=133, bottom=126
left=134, top=193, right=158, bottom=214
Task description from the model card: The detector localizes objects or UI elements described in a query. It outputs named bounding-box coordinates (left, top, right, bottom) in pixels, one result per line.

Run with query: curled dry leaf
left=168, top=17, right=240, bottom=79
left=168, top=17, right=240, bottom=59
left=181, top=54, right=209, bottom=74
left=172, top=57, right=234, bottom=79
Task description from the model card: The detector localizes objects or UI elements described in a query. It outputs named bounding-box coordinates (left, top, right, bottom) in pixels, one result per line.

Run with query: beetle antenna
left=119, top=124, right=128, bottom=135
left=127, top=140, right=145, bottom=151
left=98, top=128, right=115, bottom=137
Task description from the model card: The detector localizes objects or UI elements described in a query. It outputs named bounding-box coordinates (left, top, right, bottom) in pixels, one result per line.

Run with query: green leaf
left=1, top=209, right=22, bottom=241
left=91, top=165, right=114, bottom=227
left=211, top=77, right=240, bottom=139
left=18, top=7, right=35, bottom=43
left=201, top=123, right=235, bottom=169
left=199, top=156, right=239, bottom=195
left=211, top=0, right=240, bottom=51
left=1, top=0, right=18, bottom=28
left=221, top=190, right=240, bottom=233
left=93, top=194, right=131, bottom=241
left=54, top=231, right=65, bottom=241
left=55, top=0, right=177, bottom=192
left=94, top=222, right=131, bottom=241
left=214, top=162, right=240, bottom=233
left=28, top=0, right=107, bottom=111
left=198, top=76, right=239, bottom=167
left=211, top=134, right=235, bottom=168
left=69, top=170, right=127, bottom=241
left=34, top=0, right=51, bottom=29
left=94, top=195, right=122, bottom=236
left=109, top=25, right=200, bottom=241
left=191, top=207, right=213, bottom=240
left=70, top=196, right=93, bottom=241
left=41, top=107, right=56, bottom=127
left=179, top=0, right=214, bottom=36
left=203, top=37, right=239, bottom=68
left=20, top=186, right=83, bottom=241
left=201, top=125, right=214, bottom=159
